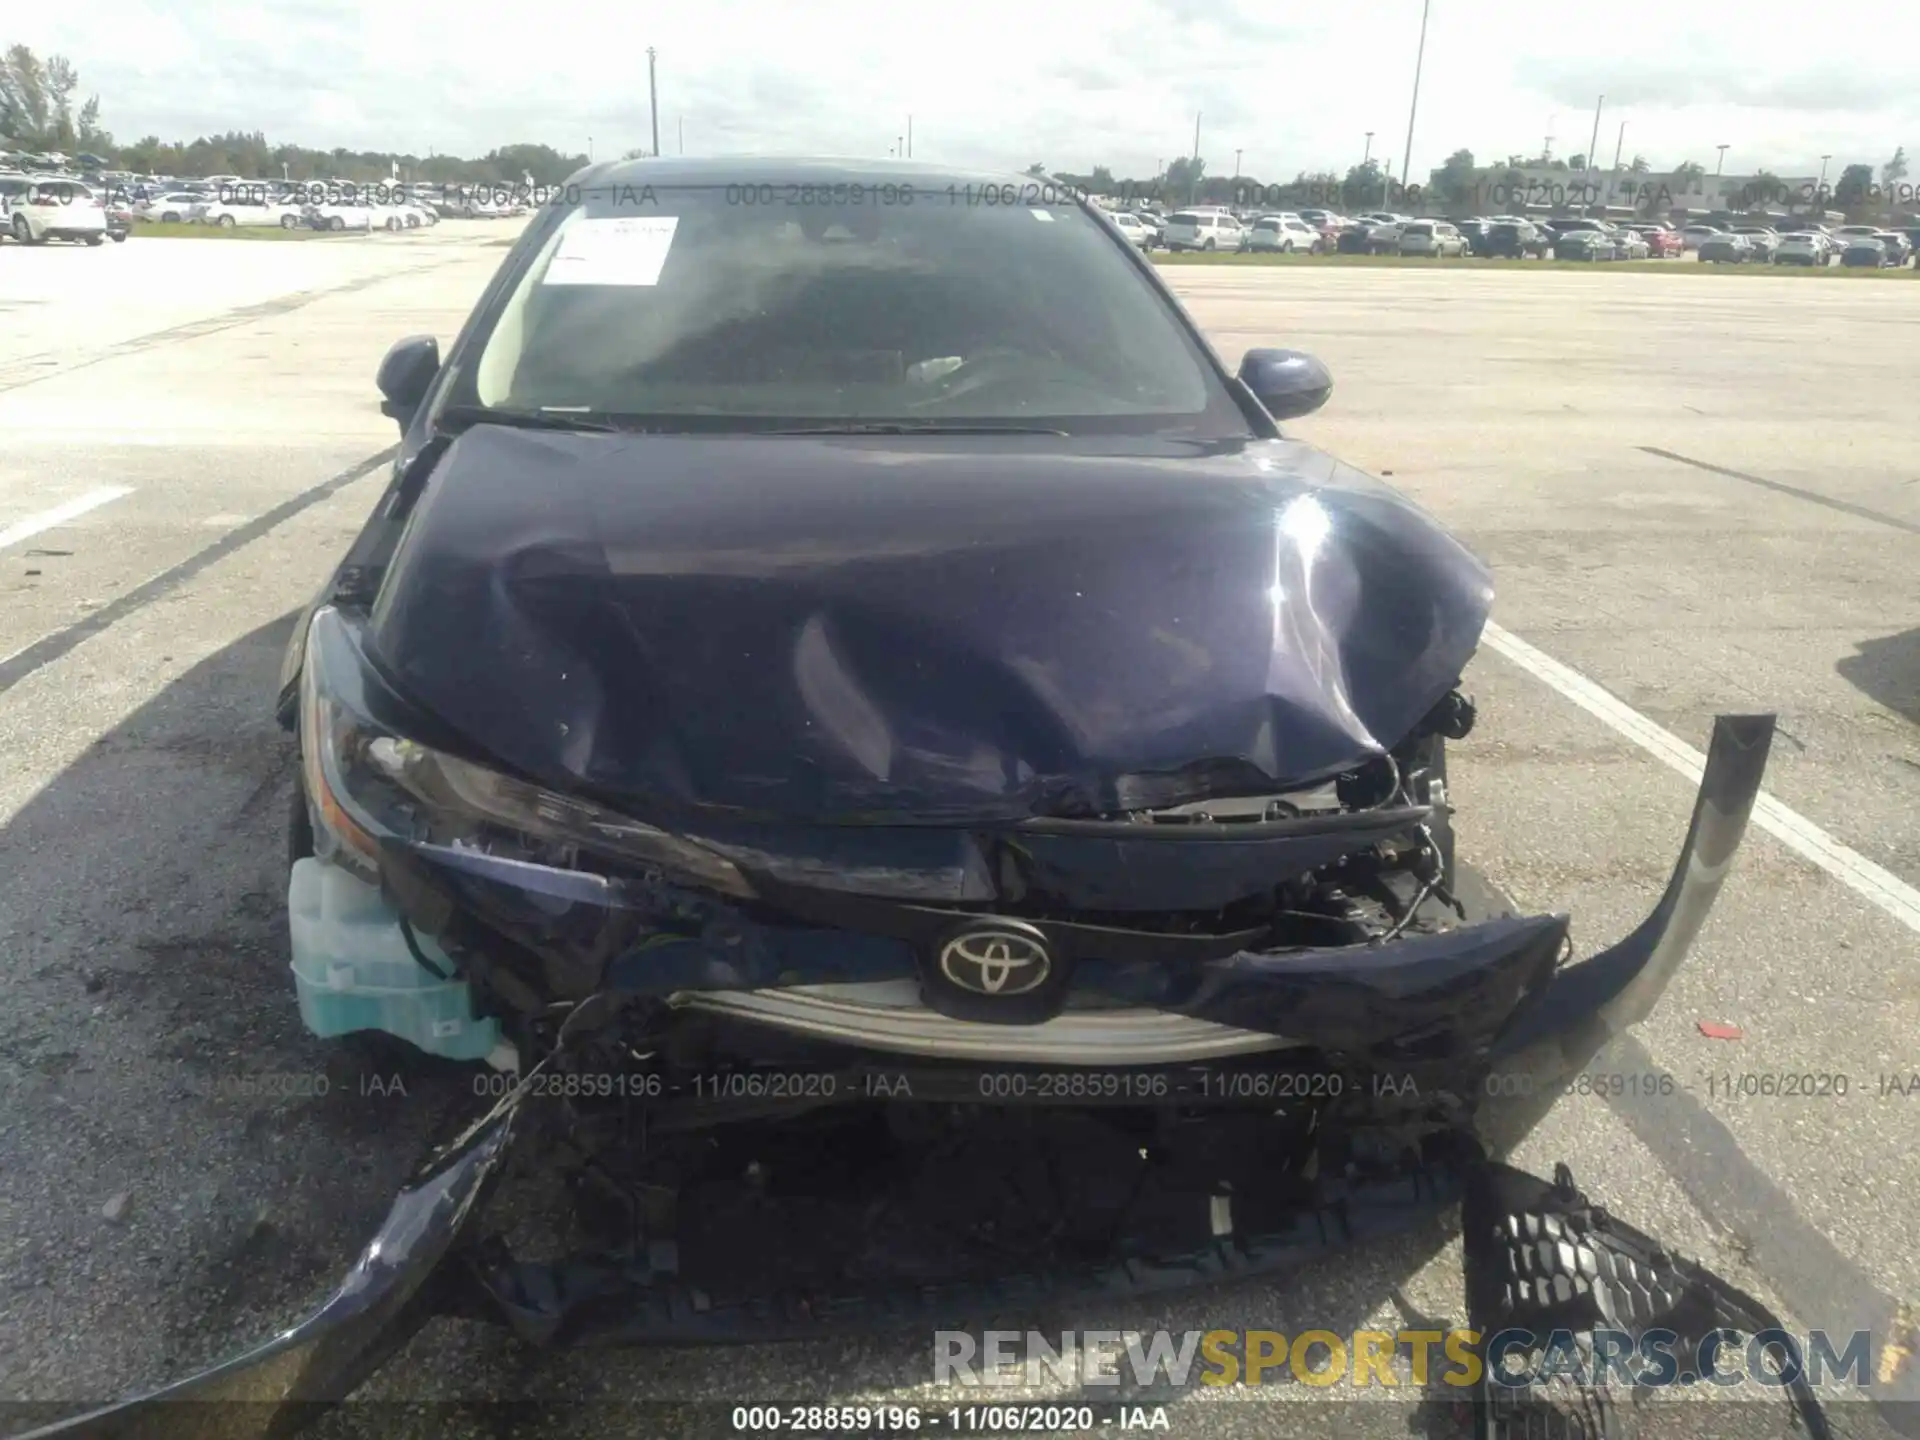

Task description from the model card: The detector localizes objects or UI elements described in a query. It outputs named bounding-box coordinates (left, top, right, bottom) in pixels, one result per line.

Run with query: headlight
left=299, top=607, right=753, bottom=897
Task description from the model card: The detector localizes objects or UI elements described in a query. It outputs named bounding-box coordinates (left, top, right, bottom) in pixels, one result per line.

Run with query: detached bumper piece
left=1463, top=1162, right=1833, bottom=1440
left=12, top=1109, right=520, bottom=1440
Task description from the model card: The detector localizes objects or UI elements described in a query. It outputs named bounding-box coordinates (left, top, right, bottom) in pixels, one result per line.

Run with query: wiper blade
left=760, top=422, right=1071, bottom=436
left=434, top=404, right=624, bottom=435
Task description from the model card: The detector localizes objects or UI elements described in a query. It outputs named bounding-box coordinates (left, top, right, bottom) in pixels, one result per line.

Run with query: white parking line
left=1482, top=619, right=1920, bottom=935
left=0, top=487, right=134, bottom=553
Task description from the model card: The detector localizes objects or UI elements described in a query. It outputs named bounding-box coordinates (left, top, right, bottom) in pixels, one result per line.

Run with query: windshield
left=467, top=185, right=1245, bottom=436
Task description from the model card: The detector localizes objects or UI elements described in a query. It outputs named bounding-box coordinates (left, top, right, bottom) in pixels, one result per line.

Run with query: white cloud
left=16, top=0, right=1919, bottom=179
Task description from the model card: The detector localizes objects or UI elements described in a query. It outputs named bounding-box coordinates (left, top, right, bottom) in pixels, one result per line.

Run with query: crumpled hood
left=367, top=426, right=1493, bottom=822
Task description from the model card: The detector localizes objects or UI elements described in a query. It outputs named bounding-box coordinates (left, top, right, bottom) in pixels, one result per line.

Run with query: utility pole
left=1400, top=0, right=1431, bottom=210
left=648, top=48, right=660, bottom=158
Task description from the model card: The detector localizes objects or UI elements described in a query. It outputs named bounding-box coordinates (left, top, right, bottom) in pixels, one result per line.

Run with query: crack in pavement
left=1642, top=447, right=1920, bottom=537
left=0, top=256, right=458, bottom=393
left=0, top=446, right=396, bottom=697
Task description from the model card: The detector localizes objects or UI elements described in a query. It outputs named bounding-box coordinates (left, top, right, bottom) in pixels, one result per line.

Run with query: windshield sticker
left=542, top=216, right=679, bottom=286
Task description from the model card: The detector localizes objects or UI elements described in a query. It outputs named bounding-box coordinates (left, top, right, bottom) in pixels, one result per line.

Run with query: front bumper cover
left=18, top=715, right=1780, bottom=1440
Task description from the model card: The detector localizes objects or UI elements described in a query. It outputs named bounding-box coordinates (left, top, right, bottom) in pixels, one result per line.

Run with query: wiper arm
left=434, top=404, right=624, bottom=435
left=760, top=422, right=1071, bottom=436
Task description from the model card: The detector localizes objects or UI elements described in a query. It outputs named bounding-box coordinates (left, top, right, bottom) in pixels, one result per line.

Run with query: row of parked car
left=1, top=170, right=542, bottom=246
left=1098, top=203, right=1920, bottom=268
left=1687, top=222, right=1915, bottom=267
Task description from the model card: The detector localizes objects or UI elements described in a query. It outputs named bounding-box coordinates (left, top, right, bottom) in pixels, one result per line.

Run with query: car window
left=469, top=186, right=1246, bottom=434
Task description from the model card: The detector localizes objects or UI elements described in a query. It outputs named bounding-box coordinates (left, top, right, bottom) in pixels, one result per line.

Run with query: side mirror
left=1239, top=348, right=1332, bottom=421
left=376, top=335, right=441, bottom=428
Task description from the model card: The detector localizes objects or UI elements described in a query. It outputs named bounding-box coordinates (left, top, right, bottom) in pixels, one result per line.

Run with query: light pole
left=1363, top=131, right=1373, bottom=166
left=1819, top=153, right=1831, bottom=196
left=1715, top=144, right=1728, bottom=176
left=588, top=135, right=594, bottom=161
left=1399, top=0, right=1431, bottom=212
left=648, top=48, right=660, bottom=158
left=1585, top=95, right=1603, bottom=173
left=1233, top=148, right=1241, bottom=180
left=1612, top=121, right=1625, bottom=173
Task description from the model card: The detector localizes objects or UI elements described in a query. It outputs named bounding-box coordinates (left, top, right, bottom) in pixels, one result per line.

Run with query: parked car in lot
left=140, top=191, right=209, bottom=223
left=1107, top=209, right=1154, bottom=249
left=1242, top=213, right=1320, bottom=253
left=306, top=198, right=376, bottom=231
left=1162, top=209, right=1243, bottom=252
left=1612, top=229, right=1651, bottom=260
left=1772, top=232, right=1830, bottom=266
left=1334, top=223, right=1373, bottom=254
left=1551, top=224, right=1623, bottom=261
left=1397, top=220, right=1466, bottom=257
left=1840, top=235, right=1892, bottom=267
left=7, top=179, right=108, bottom=244
left=1362, top=221, right=1405, bottom=254
left=1680, top=224, right=1724, bottom=252
left=1624, top=223, right=1682, bottom=257
left=1451, top=218, right=1493, bottom=253
left=36, top=157, right=1789, bottom=1436
left=1730, top=227, right=1780, bottom=261
left=1872, top=231, right=1914, bottom=265
left=1478, top=220, right=1549, bottom=258
left=203, top=191, right=307, bottom=229
left=1697, top=232, right=1753, bottom=264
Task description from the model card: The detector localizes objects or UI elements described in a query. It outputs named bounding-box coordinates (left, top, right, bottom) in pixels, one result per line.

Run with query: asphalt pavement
left=1, top=232, right=1916, bottom=1440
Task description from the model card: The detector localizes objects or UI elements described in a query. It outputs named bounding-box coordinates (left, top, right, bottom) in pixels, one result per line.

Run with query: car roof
left=573, top=157, right=1099, bottom=192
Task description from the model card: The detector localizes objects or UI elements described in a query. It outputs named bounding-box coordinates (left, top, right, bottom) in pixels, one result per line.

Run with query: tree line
left=1, top=44, right=589, bottom=184
left=1041, top=146, right=1912, bottom=223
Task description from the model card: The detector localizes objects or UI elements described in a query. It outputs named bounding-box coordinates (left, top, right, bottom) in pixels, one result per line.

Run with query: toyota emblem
left=937, top=925, right=1052, bottom=996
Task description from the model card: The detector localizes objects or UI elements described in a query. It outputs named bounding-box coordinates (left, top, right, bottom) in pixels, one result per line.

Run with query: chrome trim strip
left=670, top=981, right=1301, bottom=1063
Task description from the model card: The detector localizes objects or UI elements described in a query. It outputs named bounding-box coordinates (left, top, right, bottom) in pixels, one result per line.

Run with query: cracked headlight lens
left=299, top=606, right=752, bottom=897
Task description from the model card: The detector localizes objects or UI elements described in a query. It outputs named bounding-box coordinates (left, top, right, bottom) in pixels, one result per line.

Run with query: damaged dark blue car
left=24, top=160, right=1824, bottom=1440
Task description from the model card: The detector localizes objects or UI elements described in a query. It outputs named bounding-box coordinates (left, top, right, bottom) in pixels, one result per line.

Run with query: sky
left=17, top=1, right=1918, bottom=182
